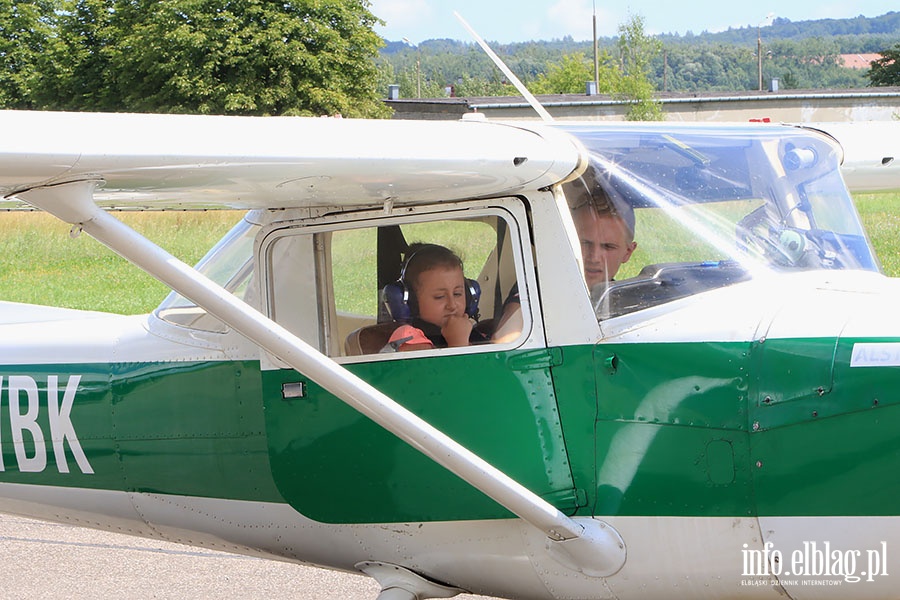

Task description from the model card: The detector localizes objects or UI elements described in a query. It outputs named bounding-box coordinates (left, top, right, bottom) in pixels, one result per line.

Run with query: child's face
left=414, top=266, right=467, bottom=327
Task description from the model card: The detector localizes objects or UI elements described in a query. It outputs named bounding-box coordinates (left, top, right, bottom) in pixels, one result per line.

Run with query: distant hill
left=657, top=12, right=900, bottom=47
left=381, top=12, right=900, bottom=52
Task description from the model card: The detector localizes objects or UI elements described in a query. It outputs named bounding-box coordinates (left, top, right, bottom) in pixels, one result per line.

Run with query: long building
left=385, top=87, right=900, bottom=122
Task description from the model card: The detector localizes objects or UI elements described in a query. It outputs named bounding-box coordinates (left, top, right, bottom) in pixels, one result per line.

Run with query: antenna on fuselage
left=453, top=11, right=554, bottom=122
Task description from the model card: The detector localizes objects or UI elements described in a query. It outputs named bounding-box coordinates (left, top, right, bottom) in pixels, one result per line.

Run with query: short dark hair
left=563, top=166, right=636, bottom=239
left=402, top=243, right=464, bottom=294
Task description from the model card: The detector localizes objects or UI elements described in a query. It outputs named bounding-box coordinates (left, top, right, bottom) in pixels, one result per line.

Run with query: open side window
left=261, top=201, right=534, bottom=360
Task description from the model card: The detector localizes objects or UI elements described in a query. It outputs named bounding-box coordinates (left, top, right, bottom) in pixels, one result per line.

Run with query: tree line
left=0, top=0, right=390, bottom=117
left=379, top=12, right=900, bottom=98
left=1, top=3, right=897, bottom=118
left=378, top=14, right=665, bottom=120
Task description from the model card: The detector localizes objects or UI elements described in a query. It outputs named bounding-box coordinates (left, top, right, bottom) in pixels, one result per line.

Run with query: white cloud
left=371, top=0, right=434, bottom=29
left=546, top=0, right=592, bottom=37
left=545, top=0, right=619, bottom=39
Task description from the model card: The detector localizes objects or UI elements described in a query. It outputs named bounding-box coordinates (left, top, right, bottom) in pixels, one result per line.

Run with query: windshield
left=155, top=215, right=259, bottom=331
left=559, top=123, right=879, bottom=319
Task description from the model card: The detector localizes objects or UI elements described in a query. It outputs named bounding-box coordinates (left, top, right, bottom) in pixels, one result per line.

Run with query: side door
left=258, top=199, right=581, bottom=524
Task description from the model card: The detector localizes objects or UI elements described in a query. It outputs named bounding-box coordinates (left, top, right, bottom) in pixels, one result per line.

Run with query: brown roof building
left=840, top=53, right=882, bottom=69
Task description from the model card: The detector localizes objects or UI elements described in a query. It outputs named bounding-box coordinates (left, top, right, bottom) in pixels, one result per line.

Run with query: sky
left=369, top=0, right=899, bottom=44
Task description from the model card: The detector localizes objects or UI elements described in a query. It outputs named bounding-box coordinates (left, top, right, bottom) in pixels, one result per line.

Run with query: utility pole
left=757, top=13, right=774, bottom=92
left=402, top=38, right=422, bottom=98
left=757, top=27, right=762, bottom=91
left=592, top=1, right=599, bottom=91
left=663, top=49, right=668, bottom=92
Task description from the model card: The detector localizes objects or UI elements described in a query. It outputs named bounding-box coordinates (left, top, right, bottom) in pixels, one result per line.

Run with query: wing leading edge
left=0, top=111, right=585, bottom=210
left=802, top=121, right=900, bottom=194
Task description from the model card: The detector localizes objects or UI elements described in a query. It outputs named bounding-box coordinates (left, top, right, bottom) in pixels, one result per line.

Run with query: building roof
left=840, top=53, right=882, bottom=69
left=386, top=87, right=900, bottom=110
left=384, top=87, right=900, bottom=122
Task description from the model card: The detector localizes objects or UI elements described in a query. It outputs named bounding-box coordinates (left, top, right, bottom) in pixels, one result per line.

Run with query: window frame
left=257, top=198, right=544, bottom=365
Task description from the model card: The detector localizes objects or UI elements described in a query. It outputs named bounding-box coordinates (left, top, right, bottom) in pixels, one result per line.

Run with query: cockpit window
left=262, top=208, right=526, bottom=358
left=332, top=215, right=521, bottom=357
left=559, top=124, right=879, bottom=319
left=155, top=216, right=259, bottom=332
left=331, top=220, right=497, bottom=321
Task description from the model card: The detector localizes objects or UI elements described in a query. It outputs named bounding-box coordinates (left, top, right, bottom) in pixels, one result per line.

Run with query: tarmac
left=0, top=515, right=501, bottom=600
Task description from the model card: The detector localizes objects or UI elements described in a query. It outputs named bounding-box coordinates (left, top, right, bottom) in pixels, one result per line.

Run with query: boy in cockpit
left=572, top=201, right=637, bottom=287
left=491, top=169, right=637, bottom=342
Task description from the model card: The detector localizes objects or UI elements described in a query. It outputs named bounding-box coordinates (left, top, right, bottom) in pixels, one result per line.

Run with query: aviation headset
left=381, top=244, right=481, bottom=322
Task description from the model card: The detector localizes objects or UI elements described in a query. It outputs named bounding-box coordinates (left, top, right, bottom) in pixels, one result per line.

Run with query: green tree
left=37, top=0, right=119, bottom=111
left=867, top=43, right=900, bottom=86
left=0, top=1, right=60, bottom=108
left=530, top=52, right=616, bottom=95
left=395, top=65, right=445, bottom=99
left=779, top=70, right=800, bottom=89
left=31, top=0, right=390, bottom=117
left=616, top=14, right=663, bottom=121
left=452, top=74, right=516, bottom=98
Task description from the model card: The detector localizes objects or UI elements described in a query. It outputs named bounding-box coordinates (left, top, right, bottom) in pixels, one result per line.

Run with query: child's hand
left=442, top=314, right=474, bottom=347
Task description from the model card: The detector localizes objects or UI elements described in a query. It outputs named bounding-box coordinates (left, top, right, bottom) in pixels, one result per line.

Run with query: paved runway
left=0, top=515, right=502, bottom=600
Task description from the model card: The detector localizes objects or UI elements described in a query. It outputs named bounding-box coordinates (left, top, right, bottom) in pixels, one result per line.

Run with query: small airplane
left=806, top=120, right=898, bottom=194
left=0, top=107, right=898, bottom=600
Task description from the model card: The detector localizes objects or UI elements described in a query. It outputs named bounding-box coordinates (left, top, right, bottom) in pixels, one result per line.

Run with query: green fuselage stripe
left=1, top=335, right=898, bottom=523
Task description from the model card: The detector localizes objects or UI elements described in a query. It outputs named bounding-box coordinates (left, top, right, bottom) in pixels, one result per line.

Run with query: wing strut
left=17, top=180, right=625, bottom=578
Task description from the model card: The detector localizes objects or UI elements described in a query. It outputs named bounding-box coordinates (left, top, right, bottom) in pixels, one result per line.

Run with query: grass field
left=0, top=211, right=243, bottom=314
left=855, top=193, right=900, bottom=275
left=0, top=192, right=897, bottom=316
